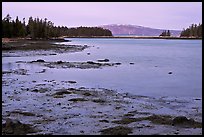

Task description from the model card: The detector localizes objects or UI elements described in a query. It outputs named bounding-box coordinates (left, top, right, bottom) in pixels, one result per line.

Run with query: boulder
left=100, top=126, right=133, bottom=135
left=36, top=59, right=45, bottom=62
left=168, top=71, right=172, bottom=74
left=172, top=116, right=188, bottom=125
left=57, top=61, right=63, bottom=64
left=2, top=118, right=37, bottom=135
left=97, top=59, right=110, bottom=62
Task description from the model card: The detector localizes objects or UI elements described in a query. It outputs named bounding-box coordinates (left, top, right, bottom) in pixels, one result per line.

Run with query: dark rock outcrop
left=2, top=118, right=37, bottom=135
left=97, top=59, right=110, bottom=62
left=100, top=126, right=133, bottom=135
left=172, top=116, right=202, bottom=128
left=36, top=59, right=45, bottom=62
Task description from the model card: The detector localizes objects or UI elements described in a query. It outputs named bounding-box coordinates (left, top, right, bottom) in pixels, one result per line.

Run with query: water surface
left=2, top=38, right=202, bottom=97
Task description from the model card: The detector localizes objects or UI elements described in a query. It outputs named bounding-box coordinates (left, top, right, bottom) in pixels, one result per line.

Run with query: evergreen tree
left=180, top=23, right=202, bottom=38
left=2, top=14, right=12, bottom=37
left=167, top=30, right=171, bottom=36
left=2, top=14, right=113, bottom=39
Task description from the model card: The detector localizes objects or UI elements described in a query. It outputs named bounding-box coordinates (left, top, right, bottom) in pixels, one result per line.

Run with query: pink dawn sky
left=2, top=2, right=202, bottom=30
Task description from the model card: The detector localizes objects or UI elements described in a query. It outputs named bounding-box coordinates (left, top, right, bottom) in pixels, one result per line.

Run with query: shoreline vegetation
left=2, top=14, right=112, bottom=39
left=2, top=14, right=202, bottom=41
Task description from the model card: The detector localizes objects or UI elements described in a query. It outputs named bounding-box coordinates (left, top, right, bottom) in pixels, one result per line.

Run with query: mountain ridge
left=99, top=24, right=181, bottom=36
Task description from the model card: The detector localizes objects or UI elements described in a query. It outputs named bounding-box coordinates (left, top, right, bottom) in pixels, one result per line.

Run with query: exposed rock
left=115, top=63, right=121, bottom=65
left=172, top=116, right=188, bottom=125
left=115, top=106, right=122, bottom=109
left=124, top=113, right=135, bottom=117
left=13, top=69, right=28, bottom=75
left=172, top=116, right=202, bottom=128
left=29, top=60, right=121, bottom=69
left=2, top=118, right=38, bottom=135
left=100, top=126, right=133, bottom=135
left=32, top=59, right=45, bottom=63
left=2, top=39, right=88, bottom=56
left=68, top=81, right=77, bottom=84
left=136, top=125, right=144, bottom=128
left=168, top=71, right=172, bottom=74
left=31, top=88, right=47, bottom=93
left=2, top=71, right=12, bottom=75
left=9, top=111, right=35, bottom=116
left=99, top=119, right=109, bottom=123
left=52, top=90, right=73, bottom=96
left=112, top=114, right=202, bottom=129
left=53, top=95, right=64, bottom=98
left=36, top=69, right=46, bottom=73
left=112, top=117, right=139, bottom=124
left=57, top=102, right=61, bottom=105
left=49, top=53, right=57, bottom=55
left=57, top=61, right=63, bottom=64
left=86, top=61, right=100, bottom=65
left=112, top=114, right=172, bottom=125
left=194, top=98, right=201, bottom=101
left=92, top=98, right=106, bottom=103
left=97, top=59, right=110, bottom=62
left=68, top=98, right=88, bottom=102
left=83, top=92, right=92, bottom=96
left=146, top=115, right=172, bottom=125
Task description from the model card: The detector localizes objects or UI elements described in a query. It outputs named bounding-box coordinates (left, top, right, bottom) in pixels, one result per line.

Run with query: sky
left=2, top=2, right=202, bottom=30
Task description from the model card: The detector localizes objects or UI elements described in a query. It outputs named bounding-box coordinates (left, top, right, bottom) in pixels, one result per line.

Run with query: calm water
left=2, top=38, right=202, bottom=97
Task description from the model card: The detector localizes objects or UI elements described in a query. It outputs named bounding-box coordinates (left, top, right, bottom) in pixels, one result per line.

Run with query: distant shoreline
left=64, top=36, right=202, bottom=40
left=2, top=36, right=202, bottom=44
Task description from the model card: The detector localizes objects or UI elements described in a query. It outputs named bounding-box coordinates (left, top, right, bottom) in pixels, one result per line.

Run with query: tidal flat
left=2, top=38, right=202, bottom=135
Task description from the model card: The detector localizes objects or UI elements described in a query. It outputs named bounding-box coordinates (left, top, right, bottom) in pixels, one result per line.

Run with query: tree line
left=159, top=30, right=171, bottom=37
left=2, top=14, right=113, bottom=39
left=180, top=23, right=202, bottom=38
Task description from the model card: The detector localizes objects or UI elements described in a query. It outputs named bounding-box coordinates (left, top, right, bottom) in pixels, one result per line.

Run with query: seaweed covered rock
left=172, top=116, right=188, bottom=125
left=168, top=71, right=172, bottom=74
left=97, top=59, right=110, bottom=62
left=100, top=126, right=133, bottom=135
left=57, top=61, right=63, bottom=64
left=2, top=118, right=37, bottom=135
left=172, top=116, right=202, bottom=128
left=36, top=59, right=45, bottom=62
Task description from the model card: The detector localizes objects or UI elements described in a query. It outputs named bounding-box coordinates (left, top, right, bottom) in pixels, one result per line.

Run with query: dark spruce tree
left=180, top=23, right=202, bottom=38
left=159, top=30, right=171, bottom=37
left=167, top=30, right=171, bottom=36
left=2, top=14, right=113, bottom=39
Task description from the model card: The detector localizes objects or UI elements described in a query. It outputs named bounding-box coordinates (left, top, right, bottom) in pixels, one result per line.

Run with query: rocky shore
left=2, top=81, right=202, bottom=135
left=2, top=38, right=202, bottom=135
left=2, top=38, right=88, bottom=57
